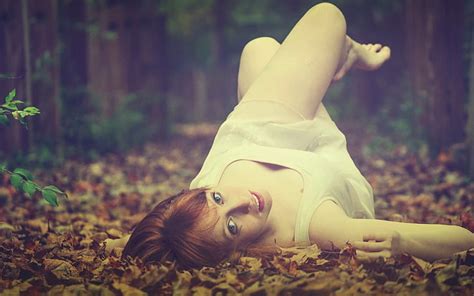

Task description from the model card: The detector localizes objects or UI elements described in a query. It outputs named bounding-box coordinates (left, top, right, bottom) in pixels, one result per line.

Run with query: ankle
left=350, top=39, right=364, bottom=63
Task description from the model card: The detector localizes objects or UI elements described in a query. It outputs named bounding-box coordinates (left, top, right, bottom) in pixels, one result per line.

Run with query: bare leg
left=236, top=3, right=390, bottom=120
left=237, top=37, right=332, bottom=120
left=239, top=3, right=347, bottom=120
left=236, top=36, right=390, bottom=120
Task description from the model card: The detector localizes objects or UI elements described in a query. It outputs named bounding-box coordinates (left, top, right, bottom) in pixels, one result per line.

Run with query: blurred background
left=1, top=0, right=474, bottom=177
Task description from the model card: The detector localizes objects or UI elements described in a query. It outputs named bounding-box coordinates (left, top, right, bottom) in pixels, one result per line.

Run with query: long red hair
left=122, top=188, right=233, bottom=268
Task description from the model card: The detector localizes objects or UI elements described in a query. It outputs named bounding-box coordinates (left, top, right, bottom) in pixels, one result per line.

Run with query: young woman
left=121, top=2, right=474, bottom=268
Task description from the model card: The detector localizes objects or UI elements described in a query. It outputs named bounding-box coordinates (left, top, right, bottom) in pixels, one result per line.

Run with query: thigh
left=237, top=37, right=280, bottom=103
left=241, top=4, right=346, bottom=120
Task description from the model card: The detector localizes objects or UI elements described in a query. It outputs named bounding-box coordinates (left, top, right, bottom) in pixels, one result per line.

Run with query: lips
left=250, top=191, right=264, bottom=212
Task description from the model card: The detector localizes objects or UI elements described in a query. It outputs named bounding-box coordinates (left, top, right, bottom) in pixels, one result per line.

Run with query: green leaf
left=43, top=185, right=64, bottom=195
left=10, top=100, right=23, bottom=105
left=22, top=181, right=37, bottom=198
left=10, top=174, right=25, bottom=191
left=1, top=103, right=17, bottom=111
left=43, top=185, right=67, bottom=199
left=0, top=114, right=8, bottom=125
left=5, top=89, right=15, bottom=103
left=42, top=188, right=58, bottom=207
left=18, top=111, right=25, bottom=118
left=23, top=106, right=40, bottom=115
left=0, top=163, right=6, bottom=172
left=13, top=168, right=33, bottom=181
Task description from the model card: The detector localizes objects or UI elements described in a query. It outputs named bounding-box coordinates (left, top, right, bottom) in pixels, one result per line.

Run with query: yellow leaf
left=105, top=228, right=123, bottom=239
left=26, top=218, right=48, bottom=234
left=284, top=244, right=321, bottom=265
left=190, top=286, right=212, bottom=296
left=112, top=281, right=146, bottom=296
left=239, top=256, right=262, bottom=270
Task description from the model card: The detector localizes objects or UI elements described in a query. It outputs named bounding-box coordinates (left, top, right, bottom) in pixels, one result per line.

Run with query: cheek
left=241, top=216, right=265, bottom=234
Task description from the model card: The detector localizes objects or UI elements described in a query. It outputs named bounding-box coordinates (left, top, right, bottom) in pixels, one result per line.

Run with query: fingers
left=355, top=249, right=392, bottom=262
left=362, top=230, right=399, bottom=242
left=352, top=240, right=389, bottom=252
left=362, top=233, right=388, bottom=242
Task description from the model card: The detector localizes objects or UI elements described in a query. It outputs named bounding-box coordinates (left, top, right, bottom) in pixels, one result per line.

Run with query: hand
left=104, top=235, right=131, bottom=252
left=352, top=230, right=403, bottom=262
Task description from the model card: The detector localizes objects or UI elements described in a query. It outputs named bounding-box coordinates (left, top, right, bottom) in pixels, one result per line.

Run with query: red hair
left=122, top=188, right=232, bottom=268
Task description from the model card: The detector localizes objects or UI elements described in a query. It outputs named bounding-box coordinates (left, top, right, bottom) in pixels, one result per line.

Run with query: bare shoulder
left=309, top=199, right=354, bottom=250
left=311, top=199, right=348, bottom=224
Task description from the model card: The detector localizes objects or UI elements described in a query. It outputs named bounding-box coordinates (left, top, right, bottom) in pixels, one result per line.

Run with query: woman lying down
left=108, top=3, right=474, bottom=268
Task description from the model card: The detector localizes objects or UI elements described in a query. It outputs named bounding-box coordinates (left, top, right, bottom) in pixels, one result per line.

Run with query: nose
left=226, top=193, right=250, bottom=215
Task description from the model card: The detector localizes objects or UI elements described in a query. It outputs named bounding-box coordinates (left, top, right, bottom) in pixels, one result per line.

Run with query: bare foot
left=333, top=37, right=391, bottom=81
left=354, top=42, right=391, bottom=71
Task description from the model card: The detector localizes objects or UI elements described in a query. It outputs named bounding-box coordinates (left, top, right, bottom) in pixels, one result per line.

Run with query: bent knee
left=308, top=2, right=344, bottom=18
left=306, top=2, right=346, bottom=34
left=241, top=37, right=279, bottom=57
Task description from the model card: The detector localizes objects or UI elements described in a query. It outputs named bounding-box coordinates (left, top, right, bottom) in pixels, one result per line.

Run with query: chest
left=219, top=159, right=304, bottom=195
left=219, top=159, right=304, bottom=246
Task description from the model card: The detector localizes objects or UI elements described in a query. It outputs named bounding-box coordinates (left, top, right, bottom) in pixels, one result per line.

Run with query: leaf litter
left=0, top=123, right=473, bottom=295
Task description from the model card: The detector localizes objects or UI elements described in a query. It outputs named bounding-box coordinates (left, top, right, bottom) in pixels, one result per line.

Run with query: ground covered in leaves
left=1, top=123, right=473, bottom=295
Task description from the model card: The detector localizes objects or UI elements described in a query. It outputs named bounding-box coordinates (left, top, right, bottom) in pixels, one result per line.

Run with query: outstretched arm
left=310, top=200, right=474, bottom=262
left=351, top=218, right=474, bottom=262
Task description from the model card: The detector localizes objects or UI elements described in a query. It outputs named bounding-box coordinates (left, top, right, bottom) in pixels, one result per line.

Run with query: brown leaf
left=410, top=256, right=431, bottom=274
left=283, top=244, right=321, bottom=265
left=43, top=259, right=80, bottom=282
left=288, top=261, right=298, bottom=276
left=25, top=218, right=48, bottom=234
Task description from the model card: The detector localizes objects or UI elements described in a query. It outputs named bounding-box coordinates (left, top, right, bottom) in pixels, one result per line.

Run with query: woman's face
left=204, top=185, right=273, bottom=248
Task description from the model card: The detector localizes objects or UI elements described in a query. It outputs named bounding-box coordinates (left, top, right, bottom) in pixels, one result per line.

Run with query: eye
left=212, top=192, right=223, bottom=204
left=227, top=218, right=238, bottom=235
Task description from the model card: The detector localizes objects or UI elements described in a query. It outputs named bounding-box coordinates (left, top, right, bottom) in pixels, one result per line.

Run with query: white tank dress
left=190, top=100, right=375, bottom=246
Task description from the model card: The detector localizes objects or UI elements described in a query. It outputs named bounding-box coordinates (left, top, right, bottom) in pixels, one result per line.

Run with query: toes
left=372, top=44, right=382, bottom=51
left=380, top=46, right=391, bottom=59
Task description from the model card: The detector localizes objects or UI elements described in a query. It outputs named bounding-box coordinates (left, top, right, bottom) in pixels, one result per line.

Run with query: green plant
left=0, top=89, right=67, bottom=206
left=0, top=165, right=66, bottom=207
left=0, top=89, right=40, bottom=127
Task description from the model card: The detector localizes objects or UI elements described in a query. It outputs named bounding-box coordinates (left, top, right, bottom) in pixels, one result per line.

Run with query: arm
left=310, top=200, right=474, bottom=262
left=352, top=219, right=474, bottom=262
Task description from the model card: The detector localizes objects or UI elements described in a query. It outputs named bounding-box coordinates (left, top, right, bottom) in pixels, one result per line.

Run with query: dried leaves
left=0, top=125, right=473, bottom=294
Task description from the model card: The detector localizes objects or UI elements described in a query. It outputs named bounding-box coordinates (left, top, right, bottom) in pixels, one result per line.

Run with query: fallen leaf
left=112, top=281, right=147, bottom=296
left=43, top=259, right=80, bottom=282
